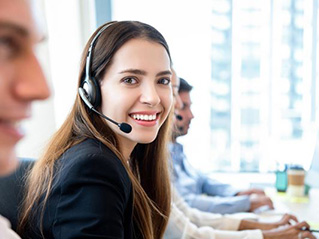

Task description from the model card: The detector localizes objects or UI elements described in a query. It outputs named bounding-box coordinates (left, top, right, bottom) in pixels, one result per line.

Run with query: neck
left=121, top=144, right=134, bottom=161
left=0, top=148, right=19, bottom=176
left=116, top=136, right=136, bottom=162
left=171, top=132, right=178, bottom=143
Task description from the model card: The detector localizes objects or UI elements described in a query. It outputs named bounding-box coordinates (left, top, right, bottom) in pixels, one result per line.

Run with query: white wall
left=17, top=0, right=96, bottom=159
left=16, top=0, right=55, bottom=159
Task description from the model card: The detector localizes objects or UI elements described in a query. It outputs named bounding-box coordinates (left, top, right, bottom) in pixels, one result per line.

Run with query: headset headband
left=85, top=24, right=112, bottom=81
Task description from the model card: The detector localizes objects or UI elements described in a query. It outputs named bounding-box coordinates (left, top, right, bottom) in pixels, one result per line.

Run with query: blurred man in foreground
left=0, top=0, right=50, bottom=237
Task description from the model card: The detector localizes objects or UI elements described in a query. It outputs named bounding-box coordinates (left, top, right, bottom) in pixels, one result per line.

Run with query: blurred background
left=19, top=0, right=319, bottom=185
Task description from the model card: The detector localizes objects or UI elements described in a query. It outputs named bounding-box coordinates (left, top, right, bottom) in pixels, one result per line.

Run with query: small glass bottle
left=275, top=163, right=288, bottom=192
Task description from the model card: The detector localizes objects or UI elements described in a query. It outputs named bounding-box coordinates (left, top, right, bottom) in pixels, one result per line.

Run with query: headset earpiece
left=81, top=77, right=101, bottom=108
left=80, top=24, right=111, bottom=109
left=77, top=22, right=132, bottom=134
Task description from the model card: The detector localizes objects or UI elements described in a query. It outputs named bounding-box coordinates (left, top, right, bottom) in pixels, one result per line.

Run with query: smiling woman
left=19, top=21, right=173, bottom=239
left=100, top=38, right=172, bottom=155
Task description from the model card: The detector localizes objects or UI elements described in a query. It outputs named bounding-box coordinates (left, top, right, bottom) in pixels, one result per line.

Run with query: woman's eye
left=158, top=78, right=170, bottom=85
left=123, top=77, right=138, bottom=85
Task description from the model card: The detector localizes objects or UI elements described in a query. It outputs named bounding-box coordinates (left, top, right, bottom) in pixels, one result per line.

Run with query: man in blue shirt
left=171, top=78, right=274, bottom=214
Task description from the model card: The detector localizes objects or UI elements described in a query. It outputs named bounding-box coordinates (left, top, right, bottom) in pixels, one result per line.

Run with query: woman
left=19, top=21, right=173, bottom=239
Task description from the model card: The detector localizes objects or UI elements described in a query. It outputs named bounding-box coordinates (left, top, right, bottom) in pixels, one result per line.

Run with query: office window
left=209, top=0, right=318, bottom=172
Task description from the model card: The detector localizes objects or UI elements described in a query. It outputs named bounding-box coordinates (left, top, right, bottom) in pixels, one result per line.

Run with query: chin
left=134, top=134, right=158, bottom=144
left=137, top=137, right=157, bottom=144
left=132, top=128, right=161, bottom=144
left=0, top=137, right=18, bottom=148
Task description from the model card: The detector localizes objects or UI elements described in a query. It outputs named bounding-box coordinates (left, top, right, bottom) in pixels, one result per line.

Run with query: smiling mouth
left=129, top=113, right=158, bottom=121
left=0, top=119, right=22, bottom=128
left=0, top=118, right=25, bottom=139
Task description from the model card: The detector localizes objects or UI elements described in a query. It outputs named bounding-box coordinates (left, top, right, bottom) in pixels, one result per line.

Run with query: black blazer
left=24, top=138, right=133, bottom=239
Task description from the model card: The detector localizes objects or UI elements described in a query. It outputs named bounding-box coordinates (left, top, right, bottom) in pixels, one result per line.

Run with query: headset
left=78, top=24, right=132, bottom=134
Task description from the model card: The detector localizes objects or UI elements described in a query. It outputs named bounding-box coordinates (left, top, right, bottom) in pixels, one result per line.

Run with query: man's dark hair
left=178, top=77, right=193, bottom=93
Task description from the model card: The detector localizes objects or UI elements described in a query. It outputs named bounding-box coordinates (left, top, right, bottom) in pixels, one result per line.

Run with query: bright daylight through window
left=208, top=0, right=318, bottom=172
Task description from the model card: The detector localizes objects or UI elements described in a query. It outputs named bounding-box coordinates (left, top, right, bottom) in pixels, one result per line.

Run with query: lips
left=0, top=119, right=20, bottom=128
left=0, top=118, right=26, bottom=141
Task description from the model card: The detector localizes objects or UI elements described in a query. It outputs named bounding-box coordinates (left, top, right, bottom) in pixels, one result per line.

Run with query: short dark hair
left=178, top=77, right=193, bottom=93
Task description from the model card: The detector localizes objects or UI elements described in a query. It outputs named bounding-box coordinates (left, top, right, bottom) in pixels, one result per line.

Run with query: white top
left=164, top=188, right=264, bottom=239
left=0, top=215, right=21, bottom=239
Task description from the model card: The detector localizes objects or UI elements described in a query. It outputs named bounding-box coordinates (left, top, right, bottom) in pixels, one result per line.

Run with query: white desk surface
left=259, top=188, right=319, bottom=237
left=264, top=187, right=319, bottom=222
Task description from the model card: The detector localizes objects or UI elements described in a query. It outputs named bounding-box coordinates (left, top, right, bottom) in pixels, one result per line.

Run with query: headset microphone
left=175, top=114, right=183, bottom=121
left=78, top=88, right=132, bottom=134
left=78, top=23, right=132, bottom=134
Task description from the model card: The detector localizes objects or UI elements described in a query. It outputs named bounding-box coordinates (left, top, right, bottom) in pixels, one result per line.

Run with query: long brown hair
left=19, top=21, right=172, bottom=239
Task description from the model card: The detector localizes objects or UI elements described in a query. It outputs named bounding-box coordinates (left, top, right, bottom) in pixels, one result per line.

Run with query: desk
left=262, top=188, right=319, bottom=237
left=264, top=188, right=319, bottom=222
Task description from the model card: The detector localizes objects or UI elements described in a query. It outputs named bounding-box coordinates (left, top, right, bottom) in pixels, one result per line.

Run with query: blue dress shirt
left=170, top=142, right=251, bottom=214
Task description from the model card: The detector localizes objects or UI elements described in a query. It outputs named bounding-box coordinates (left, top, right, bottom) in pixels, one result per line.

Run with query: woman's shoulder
left=62, top=138, right=120, bottom=165
left=65, top=138, right=116, bottom=157
left=56, top=138, right=131, bottom=188
left=40, top=139, right=133, bottom=239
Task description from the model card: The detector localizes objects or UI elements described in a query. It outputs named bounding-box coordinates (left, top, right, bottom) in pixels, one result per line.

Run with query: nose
left=189, top=109, right=194, bottom=119
left=140, top=83, right=160, bottom=107
left=186, top=107, right=194, bottom=120
left=13, top=50, right=50, bottom=101
left=188, top=109, right=194, bottom=119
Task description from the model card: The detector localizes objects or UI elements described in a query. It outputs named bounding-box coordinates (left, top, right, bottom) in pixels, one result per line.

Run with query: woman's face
left=100, top=38, right=173, bottom=151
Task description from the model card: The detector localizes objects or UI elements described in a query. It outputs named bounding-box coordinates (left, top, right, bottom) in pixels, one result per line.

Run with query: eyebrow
left=119, top=69, right=172, bottom=77
left=0, top=22, right=29, bottom=37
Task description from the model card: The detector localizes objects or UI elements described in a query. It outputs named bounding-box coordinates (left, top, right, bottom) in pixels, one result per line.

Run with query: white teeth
left=131, top=114, right=156, bottom=121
